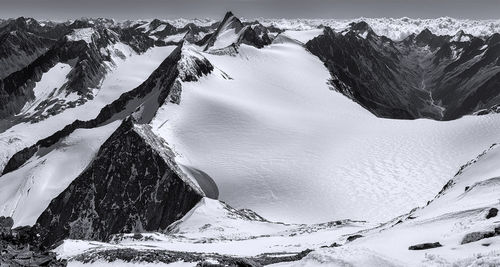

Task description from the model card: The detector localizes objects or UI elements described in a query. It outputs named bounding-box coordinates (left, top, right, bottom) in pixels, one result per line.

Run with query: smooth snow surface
left=0, top=121, right=120, bottom=227
left=281, top=29, right=324, bottom=43
left=151, top=41, right=500, bottom=224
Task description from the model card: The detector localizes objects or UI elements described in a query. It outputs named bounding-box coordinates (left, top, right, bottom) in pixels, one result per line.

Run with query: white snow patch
left=66, top=28, right=95, bottom=43
left=150, top=24, right=167, bottom=34
left=0, top=121, right=120, bottom=227
left=20, top=63, right=72, bottom=114
left=164, top=32, right=188, bottom=43
left=210, top=25, right=242, bottom=50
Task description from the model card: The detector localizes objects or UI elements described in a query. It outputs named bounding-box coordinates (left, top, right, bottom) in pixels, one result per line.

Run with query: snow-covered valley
left=1, top=14, right=500, bottom=267
left=151, top=40, right=500, bottom=224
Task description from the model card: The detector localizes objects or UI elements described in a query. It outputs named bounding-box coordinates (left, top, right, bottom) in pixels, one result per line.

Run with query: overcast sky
left=1, top=0, right=499, bottom=20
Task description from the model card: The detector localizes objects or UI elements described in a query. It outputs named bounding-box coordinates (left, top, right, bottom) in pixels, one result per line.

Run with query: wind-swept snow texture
left=151, top=41, right=500, bottom=224
left=272, top=144, right=500, bottom=266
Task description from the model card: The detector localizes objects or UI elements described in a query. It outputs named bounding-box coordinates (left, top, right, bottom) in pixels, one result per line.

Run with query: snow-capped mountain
left=1, top=12, right=500, bottom=266
left=256, top=17, right=500, bottom=41
left=306, top=22, right=500, bottom=120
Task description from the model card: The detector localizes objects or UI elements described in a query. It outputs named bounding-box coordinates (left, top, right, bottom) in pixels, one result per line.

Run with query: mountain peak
left=350, top=21, right=373, bottom=33
left=416, top=28, right=435, bottom=40
left=415, top=28, right=447, bottom=49
left=223, top=11, right=235, bottom=20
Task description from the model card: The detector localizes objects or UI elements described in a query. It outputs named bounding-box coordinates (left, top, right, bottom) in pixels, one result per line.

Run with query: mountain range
left=1, top=12, right=500, bottom=266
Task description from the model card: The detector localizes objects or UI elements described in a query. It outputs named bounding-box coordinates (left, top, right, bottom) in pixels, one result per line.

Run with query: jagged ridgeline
left=0, top=15, right=273, bottom=247
left=306, top=22, right=500, bottom=120
left=0, top=40, right=216, bottom=248
left=1, top=12, right=500, bottom=266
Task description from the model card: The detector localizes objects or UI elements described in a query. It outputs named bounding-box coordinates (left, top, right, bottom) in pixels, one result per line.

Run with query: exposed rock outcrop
left=461, top=227, right=500, bottom=244
left=34, top=117, right=204, bottom=248
left=0, top=216, right=65, bottom=266
left=68, top=247, right=312, bottom=267
left=408, top=242, right=442, bottom=250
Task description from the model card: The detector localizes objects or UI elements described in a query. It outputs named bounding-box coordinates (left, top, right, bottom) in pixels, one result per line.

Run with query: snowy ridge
left=132, top=123, right=205, bottom=197
left=0, top=121, right=120, bottom=227
left=134, top=16, right=500, bottom=40
left=177, top=44, right=213, bottom=81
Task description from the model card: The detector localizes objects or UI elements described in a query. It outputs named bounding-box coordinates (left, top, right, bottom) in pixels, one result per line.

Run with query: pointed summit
left=222, top=11, right=235, bottom=21
left=415, top=28, right=447, bottom=50
left=347, top=21, right=374, bottom=39
left=350, top=21, right=373, bottom=33
left=203, top=11, right=271, bottom=52
left=416, top=28, right=435, bottom=41
left=451, top=30, right=472, bottom=42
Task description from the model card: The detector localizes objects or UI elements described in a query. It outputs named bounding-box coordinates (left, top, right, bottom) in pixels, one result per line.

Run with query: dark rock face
left=306, top=27, right=430, bottom=119
left=461, top=227, right=500, bottom=244
left=34, top=118, right=204, bottom=249
left=408, top=242, right=442, bottom=250
left=0, top=216, right=65, bottom=266
left=346, top=234, right=363, bottom=242
left=0, top=26, right=122, bottom=121
left=0, top=216, right=14, bottom=234
left=111, top=26, right=155, bottom=53
left=0, top=29, right=55, bottom=79
left=0, top=17, right=80, bottom=79
left=486, top=208, right=498, bottom=219
left=306, top=24, right=500, bottom=120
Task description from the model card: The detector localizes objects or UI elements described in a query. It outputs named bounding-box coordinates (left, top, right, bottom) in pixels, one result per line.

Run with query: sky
left=0, top=0, right=499, bottom=20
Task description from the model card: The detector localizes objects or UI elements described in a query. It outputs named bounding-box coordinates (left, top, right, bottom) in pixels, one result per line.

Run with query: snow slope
left=56, top=197, right=369, bottom=259
left=151, top=41, right=500, bottom=224
left=281, top=29, right=324, bottom=44
left=0, top=45, right=176, bottom=172
left=20, top=63, right=72, bottom=115
left=0, top=121, right=120, bottom=227
left=273, top=144, right=500, bottom=266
